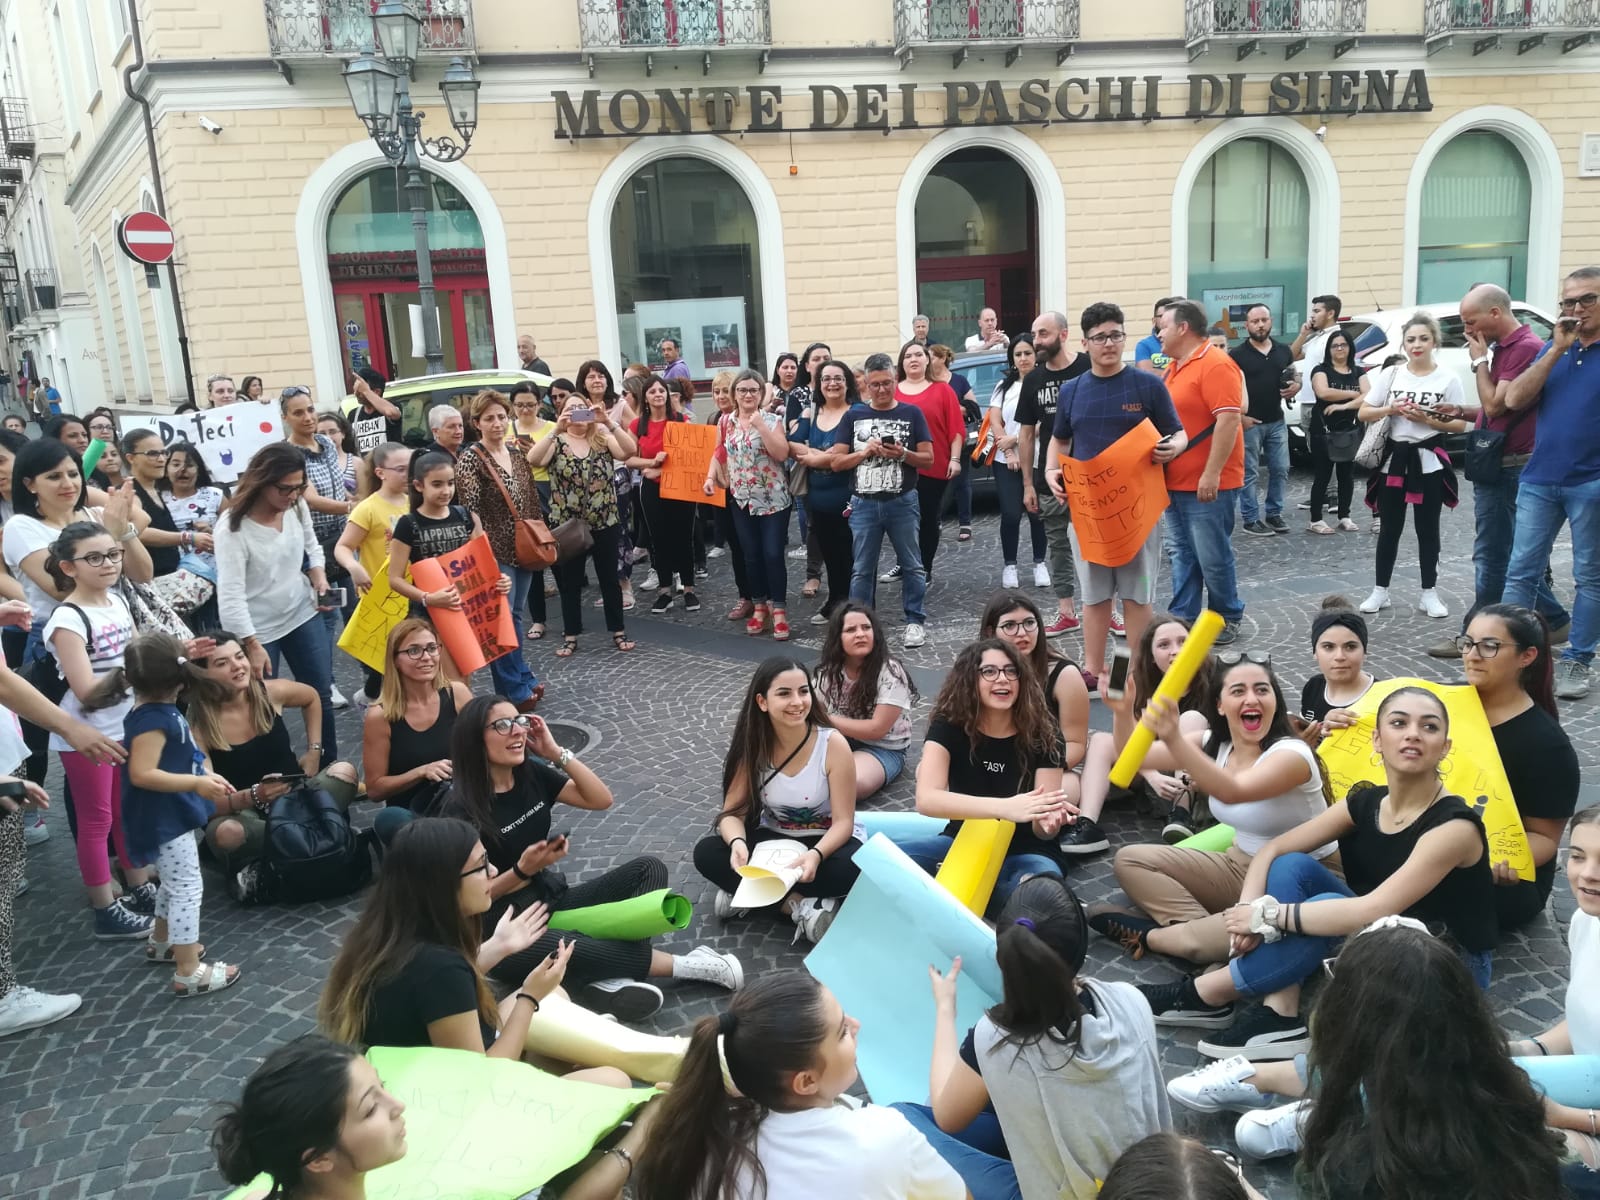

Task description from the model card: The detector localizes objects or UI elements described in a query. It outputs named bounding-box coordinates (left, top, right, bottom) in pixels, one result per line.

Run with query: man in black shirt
left=1016, top=310, right=1092, bottom=637
left=344, top=368, right=404, bottom=457
left=1230, top=304, right=1297, bottom=536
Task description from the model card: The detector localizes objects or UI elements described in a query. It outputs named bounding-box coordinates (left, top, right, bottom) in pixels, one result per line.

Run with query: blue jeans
left=1504, top=476, right=1600, bottom=665
left=1470, top=463, right=1568, bottom=629
left=848, top=491, right=926, bottom=625
left=730, top=503, right=790, bottom=607
left=264, top=613, right=338, bottom=760
left=1164, top=489, right=1244, bottom=621
left=488, top=564, right=540, bottom=705
left=894, top=834, right=1062, bottom=918
left=1240, top=420, right=1289, bottom=523
left=891, top=1103, right=1020, bottom=1200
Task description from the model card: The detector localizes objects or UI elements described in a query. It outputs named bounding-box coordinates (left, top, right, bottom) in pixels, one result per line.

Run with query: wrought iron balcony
left=894, top=1, right=1081, bottom=66
left=24, top=268, right=56, bottom=314
left=1186, top=0, right=1366, bottom=59
left=0, top=155, right=23, bottom=185
left=1424, top=0, right=1598, bottom=53
left=1, top=99, right=33, bottom=159
left=265, top=0, right=474, bottom=62
left=578, top=0, right=770, bottom=69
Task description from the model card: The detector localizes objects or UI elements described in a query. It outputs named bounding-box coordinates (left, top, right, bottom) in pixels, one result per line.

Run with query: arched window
left=609, top=156, right=764, bottom=376
left=1418, top=131, right=1530, bottom=303
left=90, top=244, right=127, bottom=402
left=1187, top=137, right=1310, bottom=338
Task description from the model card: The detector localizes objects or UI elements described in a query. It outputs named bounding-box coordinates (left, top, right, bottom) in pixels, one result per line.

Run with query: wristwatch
left=556, top=747, right=575, bottom=771
left=1247, top=895, right=1284, bottom=942
left=1470, top=358, right=1489, bottom=371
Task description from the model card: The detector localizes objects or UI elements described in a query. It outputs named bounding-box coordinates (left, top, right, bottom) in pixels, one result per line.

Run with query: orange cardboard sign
left=661, top=421, right=724, bottom=507
left=410, top=533, right=517, bottom=674
left=1059, top=418, right=1170, bottom=567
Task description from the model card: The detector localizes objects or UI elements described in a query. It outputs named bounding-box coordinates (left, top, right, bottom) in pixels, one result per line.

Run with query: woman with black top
left=361, top=619, right=474, bottom=844
left=1459, top=604, right=1579, bottom=930
left=1305, top=327, right=1368, bottom=534
left=124, top=428, right=217, bottom=628
left=788, top=359, right=857, bottom=624
left=445, top=694, right=743, bottom=1020
left=1139, top=686, right=1498, bottom=1064
left=1298, top=602, right=1376, bottom=732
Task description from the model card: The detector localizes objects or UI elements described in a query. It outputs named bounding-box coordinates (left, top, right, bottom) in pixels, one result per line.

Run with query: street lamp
left=342, top=2, right=478, bottom=377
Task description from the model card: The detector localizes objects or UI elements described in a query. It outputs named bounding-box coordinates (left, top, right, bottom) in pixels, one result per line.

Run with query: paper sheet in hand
left=731, top=837, right=810, bottom=907
left=806, top=835, right=1001, bottom=1105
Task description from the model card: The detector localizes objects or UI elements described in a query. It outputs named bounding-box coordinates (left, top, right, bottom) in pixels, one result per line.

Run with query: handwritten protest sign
left=336, top=570, right=410, bottom=672
left=661, top=421, right=724, bottom=506
left=151, top=404, right=282, bottom=484
left=1317, top=677, right=1533, bottom=880
left=410, top=534, right=515, bottom=675
left=225, top=1045, right=654, bottom=1200
left=1059, top=418, right=1168, bottom=567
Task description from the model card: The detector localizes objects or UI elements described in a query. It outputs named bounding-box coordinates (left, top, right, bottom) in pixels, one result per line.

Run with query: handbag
left=1354, top=416, right=1391, bottom=470
left=1464, top=407, right=1532, bottom=486
left=148, top=567, right=215, bottom=619
left=1325, top=426, right=1362, bottom=464
left=552, top=517, right=593, bottom=564
left=786, top=458, right=810, bottom=498
left=475, top=447, right=557, bottom=570
left=120, top=579, right=193, bottom=642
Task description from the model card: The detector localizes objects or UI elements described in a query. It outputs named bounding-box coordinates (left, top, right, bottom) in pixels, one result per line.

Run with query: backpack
left=22, top=602, right=89, bottom=706
left=260, top=785, right=373, bottom=904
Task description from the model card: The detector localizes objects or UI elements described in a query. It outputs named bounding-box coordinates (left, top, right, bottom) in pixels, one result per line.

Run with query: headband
left=1310, top=608, right=1368, bottom=652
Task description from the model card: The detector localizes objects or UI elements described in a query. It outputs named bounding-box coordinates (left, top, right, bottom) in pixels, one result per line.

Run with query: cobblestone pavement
left=3, top=465, right=1593, bottom=1199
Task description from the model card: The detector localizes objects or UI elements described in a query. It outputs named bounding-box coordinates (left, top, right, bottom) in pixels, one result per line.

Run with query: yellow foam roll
left=935, top=818, right=1015, bottom=916
left=523, top=992, right=689, bottom=1083
left=1109, top=610, right=1225, bottom=788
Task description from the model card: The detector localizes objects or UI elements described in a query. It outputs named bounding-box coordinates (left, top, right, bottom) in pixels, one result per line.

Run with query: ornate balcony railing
left=894, top=1, right=1081, bottom=64
left=0, top=155, right=23, bottom=186
left=1186, top=0, right=1366, bottom=58
left=1, top=99, right=33, bottom=160
left=24, top=268, right=56, bottom=314
left=265, top=0, right=474, bottom=60
left=578, top=0, right=771, bottom=52
left=1424, top=0, right=1599, bottom=52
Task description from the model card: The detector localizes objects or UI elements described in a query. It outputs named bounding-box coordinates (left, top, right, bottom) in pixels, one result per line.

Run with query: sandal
left=528, top=624, right=546, bottom=640
left=555, top=636, right=578, bottom=658
left=771, top=608, right=790, bottom=642
left=1307, top=520, right=1334, bottom=535
left=146, top=939, right=205, bottom=964
left=728, top=598, right=754, bottom=621
left=174, top=960, right=241, bottom=998
left=612, top=632, right=636, bottom=653
left=958, top=525, right=973, bottom=541
left=621, top=590, right=636, bottom=611
left=746, top=603, right=770, bottom=636
left=801, top=578, right=820, bottom=599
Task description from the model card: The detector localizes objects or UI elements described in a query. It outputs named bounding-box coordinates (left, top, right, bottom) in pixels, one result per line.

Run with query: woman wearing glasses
left=710, top=368, right=792, bottom=639
left=213, top=443, right=340, bottom=759
left=813, top=602, right=916, bottom=802
left=85, top=408, right=119, bottom=447
left=445, top=695, right=743, bottom=1020
left=123, top=429, right=215, bottom=625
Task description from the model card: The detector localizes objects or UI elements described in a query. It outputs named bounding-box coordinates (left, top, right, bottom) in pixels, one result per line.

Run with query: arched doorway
left=327, top=167, right=492, bottom=383
left=1186, top=137, right=1310, bottom=338
left=1417, top=131, right=1530, bottom=303
left=914, top=148, right=1037, bottom=350
left=608, top=156, right=765, bottom=378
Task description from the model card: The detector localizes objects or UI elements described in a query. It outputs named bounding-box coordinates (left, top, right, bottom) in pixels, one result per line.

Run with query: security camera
left=198, top=116, right=223, bottom=135
left=1314, top=124, right=1328, bottom=141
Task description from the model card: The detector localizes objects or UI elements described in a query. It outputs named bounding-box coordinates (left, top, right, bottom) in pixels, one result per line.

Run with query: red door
left=332, top=276, right=493, bottom=386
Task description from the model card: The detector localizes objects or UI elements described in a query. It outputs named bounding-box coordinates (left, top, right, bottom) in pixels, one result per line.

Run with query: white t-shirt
left=2, top=508, right=113, bottom=623
left=1296, top=327, right=1332, bottom=409
left=0, top=708, right=27, bottom=776
left=44, top=593, right=134, bottom=748
left=1568, top=908, right=1600, bottom=1057
left=729, top=1104, right=965, bottom=1200
left=1210, top=737, right=1334, bottom=858
left=989, top=379, right=1027, bottom=467
left=1371, top=364, right=1463, bottom=463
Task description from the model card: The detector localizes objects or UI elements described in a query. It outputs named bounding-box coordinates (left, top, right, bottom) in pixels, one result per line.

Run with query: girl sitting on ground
left=1296, top=600, right=1377, bottom=736
left=812, top=602, right=916, bottom=803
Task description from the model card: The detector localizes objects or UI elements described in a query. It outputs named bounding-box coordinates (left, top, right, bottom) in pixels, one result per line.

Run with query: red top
left=1481, top=323, right=1545, bottom=456
left=895, top=381, right=963, bottom=479
left=630, top=415, right=674, bottom=460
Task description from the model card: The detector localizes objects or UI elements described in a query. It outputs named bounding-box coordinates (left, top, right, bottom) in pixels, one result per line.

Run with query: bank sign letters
left=554, top=69, right=1431, bottom=139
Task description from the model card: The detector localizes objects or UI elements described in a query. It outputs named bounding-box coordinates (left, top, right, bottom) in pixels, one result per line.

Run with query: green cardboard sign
left=546, top=887, right=692, bottom=940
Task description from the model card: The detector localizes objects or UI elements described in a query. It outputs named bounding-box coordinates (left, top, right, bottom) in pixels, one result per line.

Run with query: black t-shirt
left=1230, top=339, right=1295, bottom=424
left=1340, top=787, right=1497, bottom=953
left=352, top=402, right=405, bottom=456
left=834, top=403, right=933, bottom=498
left=133, top=481, right=181, bottom=576
left=1297, top=674, right=1378, bottom=724
left=452, top=759, right=569, bottom=873
left=1309, top=364, right=1365, bottom=433
left=363, top=943, right=497, bottom=1050
left=1014, top=357, right=1092, bottom=477
left=392, top=504, right=474, bottom=564
left=387, top=688, right=459, bottom=813
left=1492, top=704, right=1579, bottom=907
left=925, top=716, right=1065, bottom=860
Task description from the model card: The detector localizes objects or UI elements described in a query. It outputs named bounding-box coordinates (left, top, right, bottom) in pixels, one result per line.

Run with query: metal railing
left=0, top=155, right=22, bottom=184
left=894, top=0, right=1080, bottom=47
left=1, top=99, right=32, bottom=159
left=577, top=0, right=770, bottom=50
left=265, top=0, right=475, bottom=59
left=1425, top=0, right=1599, bottom=37
left=23, top=268, right=56, bottom=313
left=1186, top=0, right=1366, bottom=40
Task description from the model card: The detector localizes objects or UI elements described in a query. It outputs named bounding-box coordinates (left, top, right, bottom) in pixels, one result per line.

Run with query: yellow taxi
left=338, top=368, right=552, bottom=446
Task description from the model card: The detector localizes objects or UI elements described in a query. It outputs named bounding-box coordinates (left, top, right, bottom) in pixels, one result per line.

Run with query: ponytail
left=1475, top=603, right=1556, bottom=719
left=989, top=876, right=1089, bottom=1056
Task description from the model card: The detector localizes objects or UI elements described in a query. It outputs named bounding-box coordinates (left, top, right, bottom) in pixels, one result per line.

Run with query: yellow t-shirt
left=516, top=420, right=557, bottom=483
left=348, top=491, right=409, bottom=580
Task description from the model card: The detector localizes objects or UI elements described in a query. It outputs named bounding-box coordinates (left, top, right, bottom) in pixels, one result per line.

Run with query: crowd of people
left=0, top=268, right=1595, bottom=1199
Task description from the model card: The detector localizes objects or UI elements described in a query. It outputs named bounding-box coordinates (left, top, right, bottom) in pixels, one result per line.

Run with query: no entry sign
left=116, top=211, right=175, bottom=265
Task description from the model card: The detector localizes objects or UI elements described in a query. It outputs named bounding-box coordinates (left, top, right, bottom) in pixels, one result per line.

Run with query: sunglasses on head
left=1217, top=651, right=1272, bottom=667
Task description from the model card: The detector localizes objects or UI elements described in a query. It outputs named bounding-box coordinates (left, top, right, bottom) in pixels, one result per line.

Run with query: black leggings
left=1374, top=476, right=1443, bottom=589
left=485, top=854, right=666, bottom=988
left=556, top=522, right=626, bottom=636
left=693, top=826, right=863, bottom=900
left=639, top=480, right=696, bottom=592
left=808, top=505, right=854, bottom=617
left=916, top=474, right=949, bottom=576
left=1309, top=449, right=1354, bottom=522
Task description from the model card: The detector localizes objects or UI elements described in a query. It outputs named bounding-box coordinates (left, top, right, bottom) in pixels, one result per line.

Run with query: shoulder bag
left=475, top=447, right=557, bottom=570
left=785, top=406, right=811, bottom=498
left=1463, top=406, right=1532, bottom=486
left=1354, top=367, right=1397, bottom=470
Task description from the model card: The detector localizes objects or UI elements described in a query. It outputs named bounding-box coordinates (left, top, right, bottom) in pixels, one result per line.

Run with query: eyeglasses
left=397, top=642, right=441, bottom=661
left=70, top=549, right=124, bottom=567
left=271, top=481, right=309, bottom=497
left=487, top=714, right=534, bottom=735
left=734, top=385, right=763, bottom=396
left=978, top=664, right=1021, bottom=681
left=1559, top=293, right=1600, bottom=311
left=460, top=859, right=491, bottom=879
left=1217, top=651, right=1273, bottom=667
left=1085, top=331, right=1127, bottom=346
left=130, top=448, right=170, bottom=461
left=996, top=617, right=1039, bottom=636
left=865, top=379, right=895, bottom=391
left=89, top=423, right=116, bottom=435
left=1454, top=635, right=1504, bottom=658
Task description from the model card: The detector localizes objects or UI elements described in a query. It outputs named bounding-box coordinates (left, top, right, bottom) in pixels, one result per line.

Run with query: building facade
left=2, top=0, right=1598, bottom=412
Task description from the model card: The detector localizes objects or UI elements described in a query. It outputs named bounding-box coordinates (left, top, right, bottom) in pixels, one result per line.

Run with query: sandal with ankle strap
left=612, top=632, right=636, bottom=652
left=555, top=636, right=578, bottom=658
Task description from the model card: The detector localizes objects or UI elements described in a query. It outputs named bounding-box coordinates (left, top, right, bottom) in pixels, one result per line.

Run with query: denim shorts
left=850, top=740, right=905, bottom=785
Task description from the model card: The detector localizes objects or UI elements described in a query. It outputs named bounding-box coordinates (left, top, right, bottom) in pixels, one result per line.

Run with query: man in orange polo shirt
left=1160, top=299, right=1247, bottom=644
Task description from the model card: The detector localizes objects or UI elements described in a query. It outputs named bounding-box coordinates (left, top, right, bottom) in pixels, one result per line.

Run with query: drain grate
left=542, top=720, right=600, bottom=757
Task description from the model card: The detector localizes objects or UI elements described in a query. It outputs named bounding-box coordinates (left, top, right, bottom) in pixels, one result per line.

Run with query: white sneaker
left=1417, top=588, right=1449, bottom=619
left=641, top=568, right=660, bottom=591
left=1358, top=586, right=1390, bottom=614
left=23, top=815, right=47, bottom=845
left=1235, top=1099, right=1310, bottom=1161
left=707, top=546, right=727, bottom=558
left=1166, top=1055, right=1274, bottom=1114
left=0, top=985, right=82, bottom=1038
left=786, top=545, right=807, bottom=559
left=1001, top=564, right=1019, bottom=588
left=712, top=889, right=747, bottom=921
left=673, top=945, right=744, bottom=990
left=353, top=689, right=379, bottom=709
left=1033, top=562, right=1051, bottom=588
left=789, top=897, right=840, bottom=944
left=903, top=623, right=926, bottom=649
left=329, top=685, right=349, bottom=710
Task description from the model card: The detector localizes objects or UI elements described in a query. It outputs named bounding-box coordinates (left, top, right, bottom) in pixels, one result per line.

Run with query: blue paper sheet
left=856, top=810, right=949, bottom=842
left=805, top=834, right=1001, bottom=1106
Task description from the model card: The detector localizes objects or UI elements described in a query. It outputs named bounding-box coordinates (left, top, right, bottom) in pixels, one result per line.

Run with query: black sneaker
left=121, top=881, right=159, bottom=915
left=650, top=591, right=674, bottom=614
left=682, top=591, right=701, bottom=613
left=1057, top=816, right=1110, bottom=856
left=1087, top=905, right=1159, bottom=959
left=1242, top=520, right=1274, bottom=537
left=1213, top=620, right=1241, bottom=647
left=1197, top=1005, right=1310, bottom=1061
left=1266, top=515, right=1290, bottom=534
left=1139, top=979, right=1235, bottom=1029
left=1161, top=804, right=1197, bottom=844
left=577, top=979, right=665, bottom=1021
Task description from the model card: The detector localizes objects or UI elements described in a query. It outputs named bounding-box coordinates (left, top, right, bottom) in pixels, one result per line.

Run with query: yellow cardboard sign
left=1317, top=677, right=1533, bottom=880
left=336, top=569, right=410, bottom=673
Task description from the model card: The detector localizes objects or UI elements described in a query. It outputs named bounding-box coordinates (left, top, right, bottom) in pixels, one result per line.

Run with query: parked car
left=336, top=368, right=551, bottom=447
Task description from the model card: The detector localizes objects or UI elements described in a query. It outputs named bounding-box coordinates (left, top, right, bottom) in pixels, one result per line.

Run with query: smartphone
left=569, top=405, right=594, bottom=423
left=321, top=587, right=347, bottom=608
left=880, top=434, right=898, bottom=447
left=1105, top=646, right=1132, bottom=700
left=551, top=830, right=571, bottom=845
left=266, top=772, right=308, bottom=784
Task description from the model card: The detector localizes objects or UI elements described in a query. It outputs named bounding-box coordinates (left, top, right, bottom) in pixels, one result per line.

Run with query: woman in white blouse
left=987, top=334, right=1049, bottom=590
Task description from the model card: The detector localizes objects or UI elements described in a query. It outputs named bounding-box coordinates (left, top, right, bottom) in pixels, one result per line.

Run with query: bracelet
left=1589, top=1109, right=1596, bottom=1138
left=118, top=528, right=138, bottom=542
left=514, top=991, right=540, bottom=1012
left=511, top=864, right=533, bottom=881
left=805, top=847, right=824, bottom=863
left=249, top=783, right=260, bottom=806
left=728, top=836, right=748, bottom=850
left=610, top=1146, right=634, bottom=1177
left=1531, top=1035, right=1549, bottom=1056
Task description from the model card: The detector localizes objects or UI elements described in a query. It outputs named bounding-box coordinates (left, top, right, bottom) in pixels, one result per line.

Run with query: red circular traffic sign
left=116, top=211, right=175, bottom=265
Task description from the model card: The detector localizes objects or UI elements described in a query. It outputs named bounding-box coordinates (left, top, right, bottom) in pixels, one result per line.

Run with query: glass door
left=461, top=288, right=495, bottom=368
left=918, top=276, right=990, bottom=351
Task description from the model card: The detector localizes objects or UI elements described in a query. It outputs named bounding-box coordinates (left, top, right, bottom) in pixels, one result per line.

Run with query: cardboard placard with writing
left=336, top=570, right=411, bottom=673
left=152, top=404, right=283, bottom=485
left=410, top=534, right=516, bottom=674
left=1059, top=418, right=1169, bottom=567
left=661, top=421, right=724, bottom=507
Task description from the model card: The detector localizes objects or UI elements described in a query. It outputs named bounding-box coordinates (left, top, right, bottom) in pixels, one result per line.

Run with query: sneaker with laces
left=330, top=685, right=349, bottom=710
left=1161, top=803, right=1197, bottom=844
left=22, top=815, right=47, bottom=845
left=1197, top=1004, right=1310, bottom=1060
left=1213, top=620, right=1241, bottom=646
left=0, top=985, right=83, bottom=1038
left=577, top=979, right=665, bottom=1020
left=1266, top=515, right=1289, bottom=534
left=353, top=688, right=380, bottom=708
left=1057, top=816, right=1109, bottom=855
left=121, top=882, right=160, bottom=916
left=673, top=946, right=745, bottom=990
left=640, top=568, right=660, bottom=591
left=1044, top=612, right=1080, bottom=637
left=879, top=564, right=903, bottom=584
left=903, top=624, right=926, bottom=649
left=712, top=889, right=748, bottom=920
left=1416, top=588, right=1449, bottom=619
left=1001, top=564, right=1019, bottom=588
left=1109, top=611, right=1126, bottom=637
left=1166, top=1055, right=1275, bottom=1114
left=1235, top=1100, right=1310, bottom=1160
left=1138, top=979, right=1234, bottom=1029
left=1556, top=659, right=1592, bottom=700
left=1359, top=586, right=1391, bottom=613
left=1033, top=562, right=1051, bottom=588
left=707, top=545, right=727, bottom=559
left=1426, top=634, right=1463, bottom=658
left=1086, top=905, right=1158, bottom=959
left=789, top=897, right=840, bottom=944
left=92, top=901, right=154, bottom=940
left=1242, top=520, right=1274, bottom=537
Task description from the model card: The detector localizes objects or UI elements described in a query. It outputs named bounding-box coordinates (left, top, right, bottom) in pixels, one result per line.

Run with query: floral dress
left=547, top=438, right=622, bottom=531
left=722, top=412, right=791, bottom=517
